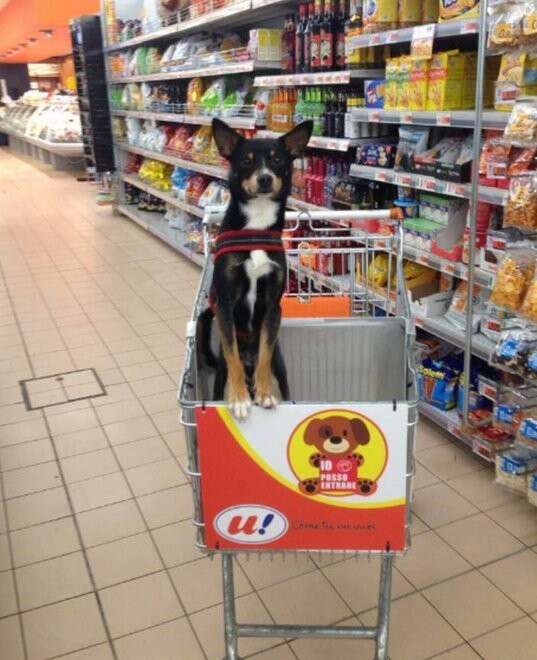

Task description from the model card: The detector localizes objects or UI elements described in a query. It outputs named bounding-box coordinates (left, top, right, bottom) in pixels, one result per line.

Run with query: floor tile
left=238, top=553, right=317, bottom=591
left=0, top=532, right=11, bottom=570
left=22, top=594, right=107, bottom=660
left=413, top=459, right=440, bottom=490
left=471, top=617, right=537, bottom=660
left=130, top=374, right=175, bottom=398
left=54, top=427, right=109, bottom=458
left=114, top=617, right=204, bottom=660
left=413, top=483, right=479, bottom=529
left=291, top=617, right=373, bottom=660
left=100, top=571, right=183, bottom=638
left=151, top=519, right=201, bottom=568
left=396, top=531, right=471, bottom=589
left=91, top=383, right=134, bottom=408
left=423, top=571, right=524, bottom=639
left=136, top=484, right=193, bottom=529
left=6, top=486, right=71, bottom=530
left=0, top=570, right=17, bottom=617
left=415, top=419, right=450, bottom=452
left=433, top=644, right=482, bottom=659
left=114, top=349, right=155, bottom=367
left=86, top=532, right=163, bottom=589
left=151, top=409, right=181, bottom=434
left=259, top=570, right=352, bottom=626
left=29, top=389, right=66, bottom=408
left=488, top=499, right=537, bottom=545
left=76, top=499, right=145, bottom=548
left=447, top=469, right=523, bottom=511
left=0, top=615, right=25, bottom=660
left=418, top=444, right=486, bottom=481
left=68, top=472, right=131, bottom=513
left=48, top=408, right=99, bottom=436
left=114, top=436, right=171, bottom=469
left=0, top=506, right=5, bottom=533
left=361, top=592, right=463, bottom=660
left=170, top=556, right=252, bottom=613
left=161, top=429, right=186, bottom=458
left=138, top=390, right=178, bottom=414
left=119, top=360, right=166, bottom=382
left=54, top=643, right=115, bottom=659
left=323, top=556, right=415, bottom=613
left=16, top=551, right=92, bottom=610
left=0, top=438, right=55, bottom=471
left=61, top=448, right=119, bottom=484
left=124, top=458, right=186, bottom=496
left=11, top=516, right=80, bottom=567
left=190, top=593, right=274, bottom=658
left=0, top=418, right=48, bottom=448
left=3, top=461, right=62, bottom=499
left=250, top=644, right=296, bottom=659
left=481, top=549, right=537, bottom=613
left=436, top=513, right=524, bottom=566
left=102, top=415, right=157, bottom=446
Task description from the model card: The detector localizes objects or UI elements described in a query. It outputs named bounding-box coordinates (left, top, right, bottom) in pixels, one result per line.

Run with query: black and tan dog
left=197, top=118, right=313, bottom=420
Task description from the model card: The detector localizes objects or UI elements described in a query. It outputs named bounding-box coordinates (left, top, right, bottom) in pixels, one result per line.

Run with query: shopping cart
left=179, top=207, right=417, bottom=660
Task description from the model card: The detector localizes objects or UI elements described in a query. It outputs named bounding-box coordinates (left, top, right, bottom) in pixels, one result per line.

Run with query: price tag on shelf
left=446, top=182, right=467, bottom=197
left=460, top=21, right=479, bottom=34
left=437, top=112, right=452, bottom=126
left=399, top=174, right=413, bottom=187
left=401, top=112, right=413, bottom=124
left=375, top=170, right=388, bottom=182
left=369, top=33, right=382, bottom=46
left=410, top=23, right=435, bottom=59
left=417, top=254, right=430, bottom=266
left=386, top=30, right=399, bottom=43
left=423, top=178, right=437, bottom=192
left=368, top=111, right=381, bottom=122
left=441, top=261, right=456, bottom=275
left=415, top=317, right=424, bottom=328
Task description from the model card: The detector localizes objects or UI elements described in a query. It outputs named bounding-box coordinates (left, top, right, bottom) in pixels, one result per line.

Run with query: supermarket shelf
left=106, top=0, right=293, bottom=51
left=0, top=124, right=84, bottom=156
left=115, top=141, right=229, bottom=179
left=111, top=109, right=256, bottom=129
left=121, top=173, right=205, bottom=218
left=403, top=244, right=495, bottom=288
left=117, top=204, right=206, bottom=267
left=346, top=19, right=479, bottom=50
left=254, top=69, right=385, bottom=87
left=349, top=164, right=508, bottom=206
left=257, top=130, right=359, bottom=152
left=110, top=59, right=280, bottom=83
left=348, top=108, right=509, bottom=130
left=415, top=315, right=494, bottom=361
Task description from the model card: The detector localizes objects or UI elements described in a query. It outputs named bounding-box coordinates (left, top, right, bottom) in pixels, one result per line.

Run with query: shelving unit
left=348, top=108, right=509, bottom=130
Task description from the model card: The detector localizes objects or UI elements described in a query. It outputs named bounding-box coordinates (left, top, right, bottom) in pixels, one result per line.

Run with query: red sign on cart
left=195, top=403, right=409, bottom=552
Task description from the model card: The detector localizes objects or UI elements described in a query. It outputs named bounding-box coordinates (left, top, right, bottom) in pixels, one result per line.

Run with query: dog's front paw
left=229, top=394, right=252, bottom=421
left=255, top=392, right=279, bottom=409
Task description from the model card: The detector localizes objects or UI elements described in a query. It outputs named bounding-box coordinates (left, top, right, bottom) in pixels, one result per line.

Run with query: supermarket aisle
left=1, top=149, right=537, bottom=660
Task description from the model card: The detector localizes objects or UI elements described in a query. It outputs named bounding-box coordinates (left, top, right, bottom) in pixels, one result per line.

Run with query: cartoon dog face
left=303, top=416, right=371, bottom=456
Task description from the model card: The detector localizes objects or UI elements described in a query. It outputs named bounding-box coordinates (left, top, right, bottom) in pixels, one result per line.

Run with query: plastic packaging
left=490, top=252, right=536, bottom=310
left=503, top=174, right=537, bottom=231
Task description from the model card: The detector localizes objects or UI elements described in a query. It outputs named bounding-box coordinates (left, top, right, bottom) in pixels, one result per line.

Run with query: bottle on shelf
left=320, top=0, right=335, bottom=72
left=335, top=0, right=348, bottom=70
left=282, top=14, right=296, bottom=73
left=304, top=3, right=314, bottom=73
left=295, top=3, right=308, bottom=73
left=334, top=90, right=347, bottom=138
left=310, top=0, right=323, bottom=73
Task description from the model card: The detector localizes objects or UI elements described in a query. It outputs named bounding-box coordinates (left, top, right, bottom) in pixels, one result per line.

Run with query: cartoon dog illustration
left=299, top=415, right=378, bottom=496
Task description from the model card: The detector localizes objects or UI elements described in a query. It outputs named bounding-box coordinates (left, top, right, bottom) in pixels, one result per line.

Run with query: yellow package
left=439, top=0, right=479, bottom=22
left=426, top=51, right=465, bottom=111
left=384, top=58, right=400, bottom=110
left=253, top=29, right=282, bottom=61
left=498, top=53, right=537, bottom=86
left=398, top=0, right=421, bottom=26
left=363, top=0, right=398, bottom=32
left=421, top=0, right=439, bottom=23
left=357, top=254, right=394, bottom=288
left=397, top=57, right=412, bottom=110
left=409, top=58, right=430, bottom=111
left=461, top=52, right=477, bottom=109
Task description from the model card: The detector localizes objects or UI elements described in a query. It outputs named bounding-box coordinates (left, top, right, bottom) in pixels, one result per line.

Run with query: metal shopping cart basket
left=179, top=207, right=417, bottom=660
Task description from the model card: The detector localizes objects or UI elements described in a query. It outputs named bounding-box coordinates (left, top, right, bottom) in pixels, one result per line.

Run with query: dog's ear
left=350, top=417, right=370, bottom=445
left=212, top=118, right=243, bottom=159
left=279, top=120, right=313, bottom=158
left=304, top=418, right=325, bottom=445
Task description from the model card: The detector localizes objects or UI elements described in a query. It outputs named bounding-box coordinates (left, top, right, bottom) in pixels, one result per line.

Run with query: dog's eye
left=271, top=154, right=283, bottom=165
left=240, top=155, right=253, bottom=167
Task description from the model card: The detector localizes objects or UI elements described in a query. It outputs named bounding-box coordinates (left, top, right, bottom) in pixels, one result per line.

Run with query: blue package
left=364, top=80, right=385, bottom=109
left=417, top=357, right=460, bottom=411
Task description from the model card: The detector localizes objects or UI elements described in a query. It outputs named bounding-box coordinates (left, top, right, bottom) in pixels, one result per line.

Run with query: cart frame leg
left=222, top=554, right=241, bottom=660
left=375, top=553, right=394, bottom=660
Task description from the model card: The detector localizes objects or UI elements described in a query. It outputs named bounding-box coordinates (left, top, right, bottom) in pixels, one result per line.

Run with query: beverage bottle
left=315, top=158, right=326, bottom=206
left=281, top=14, right=296, bottom=73
left=312, top=87, right=325, bottom=136
left=295, top=4, right=307, bottom=73
left=335, top=0, right=348, bottom=70
left=320, top=0, right=335, bottom=71
left=334, top=90, right=347, bottom=138
left=294, top=88, right=304, bottom=124
left=305, top=157, right=315, bottom=203
left=304, top=3, right=313, bottom=73
left=310, top=0, right=323, bottom=72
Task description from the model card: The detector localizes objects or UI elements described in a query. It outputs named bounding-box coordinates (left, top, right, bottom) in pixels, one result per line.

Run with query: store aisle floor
left=1, top=149, right=537, bottom=660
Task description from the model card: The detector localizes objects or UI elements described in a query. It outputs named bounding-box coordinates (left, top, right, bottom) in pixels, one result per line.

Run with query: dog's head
left=212, top=119, right=313, bottom=201
left=304, top=415, right=371, bottom=455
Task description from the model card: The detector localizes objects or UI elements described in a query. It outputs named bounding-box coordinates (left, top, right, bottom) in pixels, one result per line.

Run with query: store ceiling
left=0, top=0, right=99, bottom=64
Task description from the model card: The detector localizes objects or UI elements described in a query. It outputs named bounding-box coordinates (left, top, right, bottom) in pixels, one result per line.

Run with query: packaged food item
left=200, top=77, right=226, bottom=115
left=171, top=167, right=189, bottom=200
left=426, top=50, right=465, bottom=111
left=185, top=174, right=209, bottom=205
left=421, top=0, right=439, bottom=22
left=190, top=126, right=214, bottom=162
left=416, top=354, right=462, bottom=410
left=186, top=78, right=205, bottom=114
left=439, top=0, right=479, bottom=22
left=508, top=148, right=537, bottom=176
left=364, top=80, right=385, bottom=108
left=518, top=411, right=537, bottom=448
left=504, top=98, right=537, bottom=145
left=198, top=180, right=224, bottom=208
left=521, top=269, right=537, bottom=321
left=394, top=126, right=430, bottom=171
left=523, top=0, right=537, bottom=42
left=384, top=58, right=400, bottom=111
left=495, top=446, right=537, bottom=491
left=490, top=252, right=535, bottom=310
left=166, top=125, right=194, bottom=156
left=488, top=2, right=524, bottom=53
left=409, top=58, right=430, bottom=111
left=491, top=328, right=537, bottom=376
left=398, top=0, right=421, bottom=26
left=503, top=174, right=537, bottom=231
left=363, top=0, right=398, bottom=32
left=445, top=280, right=488, bottom=332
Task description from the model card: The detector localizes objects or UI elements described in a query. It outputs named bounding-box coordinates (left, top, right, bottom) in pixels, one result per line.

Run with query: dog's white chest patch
left=245, top=250, right=274, bottom=317
left=241, top=197, right=279, bottom=230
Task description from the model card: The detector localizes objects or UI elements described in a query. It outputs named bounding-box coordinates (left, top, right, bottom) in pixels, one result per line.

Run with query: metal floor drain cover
left=21, top=368, right=106, bottom=410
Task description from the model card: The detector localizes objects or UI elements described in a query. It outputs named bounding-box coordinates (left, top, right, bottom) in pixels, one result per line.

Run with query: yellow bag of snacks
left=521, top=272, right=537, bottom=321
left=439, top=0, right=479, bottom=22
left=503, top=174, right=537, bottom=232
left=504, top=98, right=537, bottom=145
left=490, top=252, right=536, bottom=311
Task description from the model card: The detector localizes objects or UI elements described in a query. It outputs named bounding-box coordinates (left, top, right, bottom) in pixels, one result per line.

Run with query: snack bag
left=416, top=356, right=461, bottom=410
left=488, top=2, right=524, bottom=54
left=394, top=126, right=430, bottom=171
left=491, top=327, right=537, bottom=376
left=504, top=98, right=537, bottom=145
left=200, top=78, right=226, bottom=116
left=445, top=280, right=488, bottom=332
left=521, top=269, right=537, bottom=321
left=503, top=174, right=537, bottom=231
left=490, top=252, right=535, bottom=310
left=439, top=0, right=478, bottom=22
left=186, top=78, right=205, bottom=114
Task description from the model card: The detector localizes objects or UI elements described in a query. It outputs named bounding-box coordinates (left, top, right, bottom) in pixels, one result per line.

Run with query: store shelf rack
left=121, top=173, right=205, bottom=218
left=254, top=69, right=385, bottom=86
left=112, top=109, right=257, bottom=130
left=257, top=130, right=360, bottom=152
left=348, top=108, right=509, bottom=130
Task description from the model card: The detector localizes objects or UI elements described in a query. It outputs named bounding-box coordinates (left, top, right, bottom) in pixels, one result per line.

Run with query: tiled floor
left=1, top=150, right=537, bottom=660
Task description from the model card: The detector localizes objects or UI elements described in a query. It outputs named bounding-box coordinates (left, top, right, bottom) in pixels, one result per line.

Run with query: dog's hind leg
left=272, top=341, right=290, bottom=401
left=213, top=349, right=228, bottom=401
left=254, top=304, right=282, bottom=409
